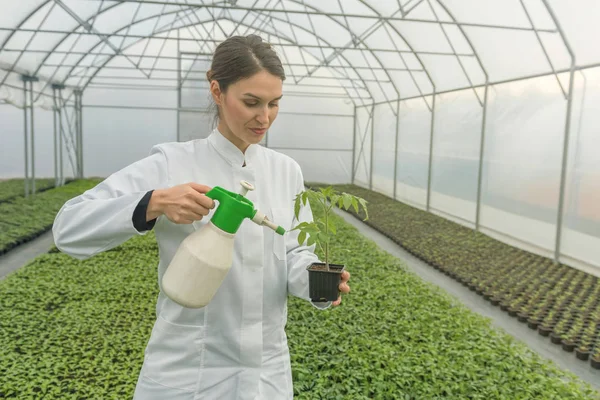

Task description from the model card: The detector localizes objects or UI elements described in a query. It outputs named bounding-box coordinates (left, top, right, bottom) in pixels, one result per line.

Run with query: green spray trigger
left=205, top=181, right=286, bottom=235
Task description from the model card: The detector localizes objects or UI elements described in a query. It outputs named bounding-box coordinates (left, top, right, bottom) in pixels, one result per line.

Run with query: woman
left=52, top=34, right=351, bottom=400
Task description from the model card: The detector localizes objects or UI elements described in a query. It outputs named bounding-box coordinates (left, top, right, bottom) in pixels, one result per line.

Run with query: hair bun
left=246, top=34, right=262, bottom=44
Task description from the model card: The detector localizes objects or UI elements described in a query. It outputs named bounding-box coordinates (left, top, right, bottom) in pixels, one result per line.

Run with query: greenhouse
left=1, top=0, right=599, bottom=398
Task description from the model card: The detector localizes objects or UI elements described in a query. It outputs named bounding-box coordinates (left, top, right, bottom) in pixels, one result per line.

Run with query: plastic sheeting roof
left=1, top=0, right=599, bottom=109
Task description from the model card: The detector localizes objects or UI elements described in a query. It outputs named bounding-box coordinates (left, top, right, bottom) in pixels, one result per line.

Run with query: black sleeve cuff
left=133, top=190, right=157, bottom=232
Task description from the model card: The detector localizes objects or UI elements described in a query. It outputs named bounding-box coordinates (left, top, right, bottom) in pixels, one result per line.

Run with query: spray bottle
left=162, top=180, right=285, bottom=308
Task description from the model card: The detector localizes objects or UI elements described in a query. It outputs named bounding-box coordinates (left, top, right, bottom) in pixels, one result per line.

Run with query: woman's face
left=211, top=69, right=283, bottom=153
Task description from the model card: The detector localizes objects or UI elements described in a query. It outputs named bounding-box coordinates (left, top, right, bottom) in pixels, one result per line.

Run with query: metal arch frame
left=348, top=0, right=437, bottom=190
left=52, top=1, right=382, bottom=164
left=0, top=26, right=479, bottom=56
left=353, top=0, right=495, bottom=197
left=111, top=1, right=557, bottom=33
left=2, top=0, right=380, bottom=194
left=435, top=0, right=490, bottom=228
left=0, top=0, right=586, bottom=269
left=311, top=0, right=401, bottom=110
left=0, top=0, right=445, bottom=109
left=51, top=0, right=435, bottom=108
left=65, top=10, right=378, bottom=105
left=519, top=0, right=567, bottom=99
left=32, top=0, right=142, bottom=99
left=355, top=0, right=438, bottom=105
left=37, top=2, right=192, bottom=102
left=0, top=1, right=54, bottom=76
left=0, top=2, right=57, bottom=88
left=539, top=0, right=576, bottom=265
left=0, top=2, right=52, bottom=51
left=5, top=0, right=370, bottom=101
left=226, top=6, right=373, bottom=102
left=55, top=0, right=419, bottom=106
left=39, top=5, right=375, bottom=101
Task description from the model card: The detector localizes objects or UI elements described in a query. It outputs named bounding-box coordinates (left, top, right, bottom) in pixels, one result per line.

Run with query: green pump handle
left=205, top=186, right=255, bottom=234
left=205, top=185, right=285, bottom=235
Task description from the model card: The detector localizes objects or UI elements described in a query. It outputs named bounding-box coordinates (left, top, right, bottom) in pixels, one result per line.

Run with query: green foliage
left=313, top=183, right=600, bottom=374
left=0, top=186, right=598, bottom=399
left=0, top=178, right=57, bottom=203
left=0, top=234, right=158, bottom=399
left=292, top=186, right=368, bottom=266
left=287, top=208, right=599, bottom=399
left=0, top=179, right=101, bottom=255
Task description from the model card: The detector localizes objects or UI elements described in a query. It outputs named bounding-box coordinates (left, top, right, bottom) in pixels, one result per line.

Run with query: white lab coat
left=52, top=128, right=330, bottom=400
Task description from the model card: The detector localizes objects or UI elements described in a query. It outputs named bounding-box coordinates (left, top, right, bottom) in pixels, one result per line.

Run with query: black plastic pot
left=561, top=341, right=576, bottom=352
left=538, top=325, right=552, bottom=337
left=307, top=262, right=344, bottom=302
left=592, top=357, right=600, bottom=370
left=575, top=348, right=590, bottom=361
left=527, top=319, right=539, bottom=330
left=550, top=333, right=563, bottom=345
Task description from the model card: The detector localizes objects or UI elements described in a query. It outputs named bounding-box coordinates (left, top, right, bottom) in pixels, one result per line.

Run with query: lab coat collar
left=208, top=128, right=258, bottom=167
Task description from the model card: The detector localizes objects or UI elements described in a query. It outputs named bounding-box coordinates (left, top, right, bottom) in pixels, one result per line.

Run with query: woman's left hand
left=333, top=270, right=350, bottom=306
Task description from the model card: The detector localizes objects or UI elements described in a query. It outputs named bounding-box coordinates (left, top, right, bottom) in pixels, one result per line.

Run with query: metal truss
left=0, top=0, right=591, bottom=267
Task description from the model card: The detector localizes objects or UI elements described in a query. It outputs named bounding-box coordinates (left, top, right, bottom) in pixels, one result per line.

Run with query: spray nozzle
left=251, top=210, right=285, bottom=235
left=238, top=180, right=285, bottom=235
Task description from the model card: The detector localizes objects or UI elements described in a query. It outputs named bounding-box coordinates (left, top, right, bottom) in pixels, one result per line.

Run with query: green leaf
left=343, top=194, right=352, bottom=210
left=301, top=191, right=309, bottom=206
left=298, top=231, right=307, bottom=246
left=294, top=195, right=301, bottom=220
left=358, top=198, right=369, bottom=220
left=351, top=197, right=359, bottom=213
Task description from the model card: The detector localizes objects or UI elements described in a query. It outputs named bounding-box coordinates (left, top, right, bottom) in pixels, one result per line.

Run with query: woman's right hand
left=147, top=183, right=215, bottom=224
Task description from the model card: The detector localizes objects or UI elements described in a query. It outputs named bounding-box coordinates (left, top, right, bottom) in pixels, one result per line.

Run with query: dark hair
left=207, top=34, right=286, bottom=126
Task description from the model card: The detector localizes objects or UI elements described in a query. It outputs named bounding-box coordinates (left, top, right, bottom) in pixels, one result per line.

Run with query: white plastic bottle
left=162, top=221, right=234, bottom=308
left=161, top=181, right=285, bottom=308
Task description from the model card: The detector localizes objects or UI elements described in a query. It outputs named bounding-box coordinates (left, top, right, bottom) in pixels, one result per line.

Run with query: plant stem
left=323, top=198, right=329, bottom=269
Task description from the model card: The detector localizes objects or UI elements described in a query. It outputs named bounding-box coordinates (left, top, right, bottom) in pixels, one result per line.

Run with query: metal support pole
left=74, top=91, right=79, bottom=178
left=78, top=91, right=81, bottom=178
left=78, top=90, right=84, bottom=178
left=475, top=83, right=489, bottom=230
left=53, top=88, right=58, bottom=187
left=80, top=91, right=84, bottom=178
left=554, top=69, right=576, bottom=264
left=20, top=75, right=39, bottom=196
left=73, top=90, right=82, bottom=179
left=351, top=105, right=357, bottom=183
left=52, top=84, right=66, bottom=185
left=369, top=104, right=375, bottom=191
left=393, top=99, right=400, bottom=199
left=29, top=81, right=36, bottom=194
left=176, top=29, right=181, bottom=142
left=426, top=93, right=436, bottom=211
left=540, top=0, right=576, bottom=265
left=59, top=91, right=64, bottom=185
left=22, top=79, right=29, bottom=198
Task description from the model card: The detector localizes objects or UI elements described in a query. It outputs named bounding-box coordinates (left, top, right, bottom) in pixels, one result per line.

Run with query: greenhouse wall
left=0, top=84, right=354, bottom=184
left=354, top=66, right=600, bottom=277
left=1, top=103, right=65, bottom=179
